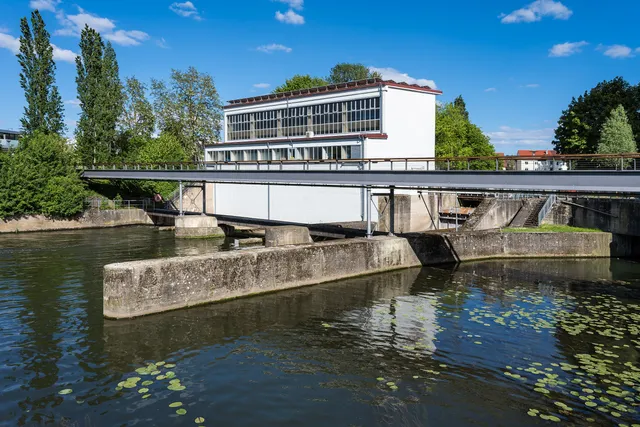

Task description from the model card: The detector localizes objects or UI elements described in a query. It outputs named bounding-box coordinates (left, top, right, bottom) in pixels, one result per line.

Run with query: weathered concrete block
left=103, top=236, right=422, bottom=319
left=175, top=215, right=225, bottom=239
left=264, top=226, right=313, bottom=247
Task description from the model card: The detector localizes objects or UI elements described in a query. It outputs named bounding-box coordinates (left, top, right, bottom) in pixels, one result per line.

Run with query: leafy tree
left=136, top=132, right=188, bottom=198
left=17, top=10, right=65, bottom=135
left=120, top=76, right=155, bottom=139
left=327, top=63, right=381, bottom=84
left=100, top=42, right=124, bottom=156
left=151, top=67, right=223, bottom=161
left=554, top=77, right=640, bottom=154
left=453, top=95, right=469, bottom=121
left=0, top=132, right=85, bottom=218
left=597, top=105, right=637, bottom=166
left=75, top=27, right=123, bottom=165
left=436, top=102, right=495, bottom=169
left=273, top=74, right=328, bottom=93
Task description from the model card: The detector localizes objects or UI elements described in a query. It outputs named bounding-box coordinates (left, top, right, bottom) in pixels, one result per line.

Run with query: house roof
left=517, top=150, right=558, bottom=156
left=225, top=78, right=442, bottom=108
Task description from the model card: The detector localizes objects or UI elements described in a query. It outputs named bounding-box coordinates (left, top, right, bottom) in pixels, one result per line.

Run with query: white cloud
left=600, top=44, right=635, bottom=59
left=0, top=31, right=76, bottom=63
left=523, top=83, right=540, bottom=88
left=156, top=37, right=169, bottom=49
left=0, top=27, right=8, bottom=33
left=253, top=83, right=271, bottom=89
left=54, top=7, right=150, bottom=47
left=485, top=87, right=497, bottom=92
left=52, top=44, right=77, bottom=63
left=29, top=0, right=60, bottom=12
left=500, top=0, right=572, bottom=23
left=257, top=43, right=292, bottom=53
left=486, top=126, right=555, bottom=148
left=549, top=41, right=588, bottom=57
left=65, top=99, right=81, bottom=107
left=274, top=0, right=303, bottom=10
left=275, top=9, right=305, bottom=25
left=57, top=10, right=117, bottom=35
left=0, top=32, right=20, bottom=54
left=104, top=30, right=150, bottom=46
left=368, top=66, right=437, bottom=89
left=170, top=1, right=202, bottom=20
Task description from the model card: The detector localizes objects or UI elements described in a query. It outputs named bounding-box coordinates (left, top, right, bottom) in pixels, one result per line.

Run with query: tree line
left=0, top=10, right=223, bottom=219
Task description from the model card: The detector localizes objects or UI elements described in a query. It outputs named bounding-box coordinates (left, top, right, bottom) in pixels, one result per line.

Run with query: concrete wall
left=557, top=198, right=640, bottom=237
left=377, top=193, right=460, bottom=233
left=404, top=231, right=631, bottom=265
left=461, top=199, right=523, bottom=231
left=0, top=209, right=153, bottom=233
left=103, top=236, right=421, bottom=319
left=173, top=183, right=215, bottom=214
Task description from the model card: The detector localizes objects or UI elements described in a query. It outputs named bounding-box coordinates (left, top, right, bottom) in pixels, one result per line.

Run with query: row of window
left=206, top=145, right=357, bottom=162
left=0, top=133, right=20, bottom=141
left=227, top=97, right=381, bottom=141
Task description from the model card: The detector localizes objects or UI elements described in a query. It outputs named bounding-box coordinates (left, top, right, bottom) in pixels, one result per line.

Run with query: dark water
left=1, top=228, right=639, bottom=426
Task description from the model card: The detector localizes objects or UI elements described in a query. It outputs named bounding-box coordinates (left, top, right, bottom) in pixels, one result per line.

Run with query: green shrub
left=40, top=175, right=86, bottom=217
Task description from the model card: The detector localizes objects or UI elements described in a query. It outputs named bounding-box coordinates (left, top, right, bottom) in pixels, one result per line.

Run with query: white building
left=204, top=78, right=441, bottom=224
left=0, top=129, right=21, bottom=151
left=516, top=150, right=568, bottom=171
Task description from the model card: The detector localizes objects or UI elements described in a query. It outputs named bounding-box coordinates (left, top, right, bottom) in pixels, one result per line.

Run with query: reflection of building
left=0, top=129, right=21, bottom=151
left=516, top=150, right=567, bottom=171
left=204, top=79, right=442, bottom=224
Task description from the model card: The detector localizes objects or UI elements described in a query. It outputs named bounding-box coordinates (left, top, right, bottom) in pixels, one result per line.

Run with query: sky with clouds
left=0, top=0, right=638, bottom=153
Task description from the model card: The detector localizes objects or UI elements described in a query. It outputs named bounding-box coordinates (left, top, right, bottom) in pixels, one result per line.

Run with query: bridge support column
left=175, top=215, right=225, bottom=239
left=179, top=181, right=183, bottom=216
left=366, top=186, right=372, bottom=238
left=389, top=186, right=395, bottom=236
left=201, top=181, right=207, bottom=215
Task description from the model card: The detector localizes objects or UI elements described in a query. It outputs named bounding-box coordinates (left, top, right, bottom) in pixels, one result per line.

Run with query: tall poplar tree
left=75, top=27, right=123, bottom=165
left=17, top=10, right=65, bottom=135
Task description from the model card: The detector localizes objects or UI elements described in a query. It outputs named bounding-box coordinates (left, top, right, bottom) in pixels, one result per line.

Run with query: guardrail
left=80, top=153, right=640, bottom=172
left=538, top=194, right=557, bottom=225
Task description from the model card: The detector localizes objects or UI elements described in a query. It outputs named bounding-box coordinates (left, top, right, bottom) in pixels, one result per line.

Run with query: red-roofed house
left=516, top=149, right=567, bottom=171
left=204, top=78, right=442, bottom=223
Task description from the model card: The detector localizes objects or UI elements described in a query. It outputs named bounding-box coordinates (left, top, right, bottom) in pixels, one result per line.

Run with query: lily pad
left=169, top=402, right=183, bottom=408
left=142, top=394, right=151, bottom=399
left=58, top=389, right=73, bottom=395
left=176, top=409, right=187, bottom=415
left=142, top=380, right=153, bottom=386
left=195, top=417, right=205, bottom=424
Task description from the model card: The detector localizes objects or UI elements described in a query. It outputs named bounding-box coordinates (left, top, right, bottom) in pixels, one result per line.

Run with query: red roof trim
left=204, top=133, right=388, bottom=148
left=517, top=149, right=557, bottom=156
left=224, top=78, right=442, bottom=109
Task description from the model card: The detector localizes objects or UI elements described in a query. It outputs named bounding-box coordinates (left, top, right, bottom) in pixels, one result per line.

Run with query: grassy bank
left=502, top=224, right=601, bottom=233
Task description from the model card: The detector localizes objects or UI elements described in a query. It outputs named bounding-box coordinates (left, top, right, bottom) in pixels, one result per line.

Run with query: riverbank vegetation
left=0, top=9, right=221, bottom=219
left=502, top=224, right=600, bottom=233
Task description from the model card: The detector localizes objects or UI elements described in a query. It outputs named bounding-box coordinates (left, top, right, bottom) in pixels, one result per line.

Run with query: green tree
left=273, top=74, right=328, bottom=93
left=75, top=27, right=124, bottom=165
left=327, top=63, right=381, bottom=84
left=151, top=67, right=223, bottom=161
left=75, top=25, right=105, bottom=165
left=436, top=102, right=495, bottom=169
left=597, top=105, right=637, bottom=165
left=554, top=77, right=640, bottom=154
left=453, top=95, right=469, bottom=121
left=120, top=76, right=155, bottom=139
left=136, top=132, right=188, bottom=198
left=100, top=42, right=124, bottom=156
left=0, top=132, right=85, bottom=218
left=17, top=10, right=65, bottom=135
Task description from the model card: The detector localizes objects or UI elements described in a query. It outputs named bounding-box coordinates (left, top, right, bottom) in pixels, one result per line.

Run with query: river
left=1, top=227, right=639, bottom=426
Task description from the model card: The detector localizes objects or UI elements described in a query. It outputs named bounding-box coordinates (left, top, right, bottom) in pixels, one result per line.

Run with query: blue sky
left=0, top=0, right=638, bottom=154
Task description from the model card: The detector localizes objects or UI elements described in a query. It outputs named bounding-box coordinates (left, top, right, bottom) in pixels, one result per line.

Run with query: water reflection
left=0, top=228, right=639, bottom=426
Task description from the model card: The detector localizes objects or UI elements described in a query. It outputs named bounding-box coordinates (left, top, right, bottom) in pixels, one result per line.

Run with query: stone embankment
left=0, top=209, right=153, bottom=234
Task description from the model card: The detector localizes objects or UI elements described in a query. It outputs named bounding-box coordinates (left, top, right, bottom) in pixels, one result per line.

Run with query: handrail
left=82, top=153, right=640, bottom=169
left=538, top=194, right=557, bottom=225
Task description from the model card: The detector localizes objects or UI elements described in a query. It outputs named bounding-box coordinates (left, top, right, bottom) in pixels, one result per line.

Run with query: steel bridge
left=81, top=154, right=640, bottom=195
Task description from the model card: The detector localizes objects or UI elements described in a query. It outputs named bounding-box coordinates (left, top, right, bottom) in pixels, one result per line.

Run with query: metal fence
left=84, top=198, right=152, bottom=211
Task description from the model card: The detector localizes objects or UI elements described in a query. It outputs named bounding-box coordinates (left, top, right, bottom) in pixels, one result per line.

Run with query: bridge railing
left=80, top=153, right=640, bottom=173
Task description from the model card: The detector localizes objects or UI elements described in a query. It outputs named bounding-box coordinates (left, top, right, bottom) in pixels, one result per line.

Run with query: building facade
left=516, top=150, right=568, bottom=171
left=0, top=129, right=22, bottom=151
left=204, top=78, right=441, bottom=224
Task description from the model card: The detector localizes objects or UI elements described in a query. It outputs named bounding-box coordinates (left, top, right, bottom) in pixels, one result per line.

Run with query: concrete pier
left=265, top=226, right=313, bottom=247
left=103, top=236, right=421, bottom=319
left=174, top=215, right=225, bottom=239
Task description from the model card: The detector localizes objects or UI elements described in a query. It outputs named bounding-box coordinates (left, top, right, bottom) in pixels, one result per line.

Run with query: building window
left=226, top=97, right=381, bottom=141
